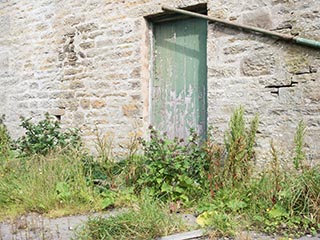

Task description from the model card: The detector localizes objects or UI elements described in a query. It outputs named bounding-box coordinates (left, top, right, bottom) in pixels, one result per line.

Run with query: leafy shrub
left=15, top=113, right=81, bottom=156
left=196, top=210, right=238, bottom=236
left=133, top=107, right=259, bottom=204
left=196, top=164, right=320, bottom=237
left=274, top=166, right=320, bottom=231
left=136, top=127, right=208, bottom=203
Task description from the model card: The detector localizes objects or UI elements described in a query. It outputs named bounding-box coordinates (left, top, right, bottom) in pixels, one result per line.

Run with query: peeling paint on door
left=152, top=17, right=207, bottom=140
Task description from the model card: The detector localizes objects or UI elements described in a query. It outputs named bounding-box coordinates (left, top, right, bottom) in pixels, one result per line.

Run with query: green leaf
left=227, top=199, right=247, bottom=212
left=156, top=177, right=163, bottom=184
left=56, top=182, right=71, bottom=201
left=161, top=182, right=172, bottom=193
left=268, top=204, right=288, bottom=219
left=174, top=186, right=184, bottom=193
left=101, top=196, right=115, bottom=209
left=196, top=211, right=216, bottom=227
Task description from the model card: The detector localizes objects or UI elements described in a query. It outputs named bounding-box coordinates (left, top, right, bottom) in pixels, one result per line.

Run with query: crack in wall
left=265, top=66, right=317, bottom=95
left=265, top=81, right=298, bottom=95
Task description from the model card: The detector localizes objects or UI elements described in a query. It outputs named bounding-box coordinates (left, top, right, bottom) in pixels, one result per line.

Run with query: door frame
left=145, top=4, right=208, bottom=138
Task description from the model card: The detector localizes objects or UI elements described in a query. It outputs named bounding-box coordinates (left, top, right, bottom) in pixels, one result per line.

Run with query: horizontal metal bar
left=162, top=6, right=320, bottom=49
left=294, top=37, right=320, bottom=49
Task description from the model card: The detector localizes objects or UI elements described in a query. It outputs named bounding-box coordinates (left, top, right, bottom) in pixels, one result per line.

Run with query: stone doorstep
left=158, top=229, right=206, bottom=240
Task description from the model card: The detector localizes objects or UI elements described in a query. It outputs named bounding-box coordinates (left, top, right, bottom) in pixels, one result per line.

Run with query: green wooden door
left=152, top=17, right=207, bottom=140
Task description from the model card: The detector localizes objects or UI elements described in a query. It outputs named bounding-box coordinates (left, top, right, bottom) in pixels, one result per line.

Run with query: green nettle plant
left=15, top=113, right=81, bottom=156
left=136, top=127, right=208, bottom=203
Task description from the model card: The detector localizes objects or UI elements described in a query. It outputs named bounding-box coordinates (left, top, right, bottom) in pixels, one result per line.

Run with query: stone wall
left=206, top=0, right=320, bottom=164
left=0, top=0, right=319, bottom=163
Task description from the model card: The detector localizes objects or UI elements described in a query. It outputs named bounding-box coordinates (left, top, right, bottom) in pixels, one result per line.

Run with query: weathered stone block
left=79, top=42, right=95, bottom=49
left=64, top=15, right=85, bottom=26
left=49, top=109, right=65, bottom=116
left=130, top=67, right=141, bottom=78
left=73, top=112, right=85, bottom=124
left=65, top=100, right=79, bottom=111
left=80, top=99, right=90, bottom=109
left=0, top=15, right=10, bottom=36
left=96, top=39, right=113, bottom=48
left=241, top=52, right=275, bottom=77
left=0, top=52, right=9, bottom=73
left=76, top=23, right=98, bottom=33
left=60, top=91, right=75, bottom=99
left=88, top=31, right=104, bottom=39
left=208, top=67, right=236, bottom=78
left=285, top=51, right=310, bottom=74
left=223, top=45, right=249, bottom=55
left=91, top=100, right=106, bottom=109
left=210, top=8, right=228, bottom=19
left=64, top=68, right=82, bottom=76
left=122, top=104, right=139, bottom=117
left=69, top=81, right=85, bottom=89
left=303, top=82, right=320, bottom=103
left=242, top=9, right=273, bottom=29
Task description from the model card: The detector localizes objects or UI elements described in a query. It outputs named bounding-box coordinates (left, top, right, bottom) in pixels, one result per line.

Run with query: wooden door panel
left=152, top=17, right=207, bottom=140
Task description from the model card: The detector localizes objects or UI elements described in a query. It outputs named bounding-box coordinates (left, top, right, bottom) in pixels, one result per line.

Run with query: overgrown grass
left=0, top=115, right=105, bottom=220
left=196, top=166, right=320, bottom=237
left=76, top=195, right=188, bottom=240
left=0, top=150, right=103, bottom=219
left=194, top=114, right=320, bottom=238
left=1, top=109, right=319, bottom=239
left=80, top=107, right=319, bottom=238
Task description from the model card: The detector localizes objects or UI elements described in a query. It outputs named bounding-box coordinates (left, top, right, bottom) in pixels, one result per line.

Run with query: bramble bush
left=15, top=113, right=81, bottom=156
left=135, top=127, right=208, bottom=203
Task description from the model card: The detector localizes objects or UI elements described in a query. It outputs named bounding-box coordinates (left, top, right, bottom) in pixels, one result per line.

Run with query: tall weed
left=223, top=107, right=259, bottom=185
left=293, top=120, right=306, bottom=170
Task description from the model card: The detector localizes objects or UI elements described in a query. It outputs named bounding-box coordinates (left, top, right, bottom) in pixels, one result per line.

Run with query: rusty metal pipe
left=162, top=6, right=320, bottom=49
